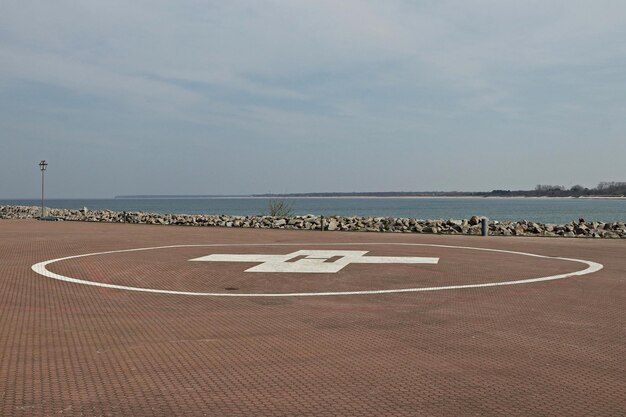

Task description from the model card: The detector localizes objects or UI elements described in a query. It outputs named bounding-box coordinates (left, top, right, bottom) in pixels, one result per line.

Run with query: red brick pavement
left=0, top=220, right=624, bottom=416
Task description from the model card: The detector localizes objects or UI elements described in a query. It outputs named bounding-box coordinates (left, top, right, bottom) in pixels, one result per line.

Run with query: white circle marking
left=31, top=243, right=603, bottom=297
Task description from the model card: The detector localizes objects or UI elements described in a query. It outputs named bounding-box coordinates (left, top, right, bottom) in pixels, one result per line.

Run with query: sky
left=1, top=0, right=625, bottom=198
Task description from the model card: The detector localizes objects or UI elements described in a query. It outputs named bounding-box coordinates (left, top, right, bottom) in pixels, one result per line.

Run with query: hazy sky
left=1, top=1, right=625, bottom=198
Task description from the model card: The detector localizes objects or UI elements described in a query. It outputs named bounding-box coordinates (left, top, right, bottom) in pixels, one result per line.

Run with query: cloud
left=1, top=0, right=626, bottom=196
left=3, top=1, right=625, bottom=112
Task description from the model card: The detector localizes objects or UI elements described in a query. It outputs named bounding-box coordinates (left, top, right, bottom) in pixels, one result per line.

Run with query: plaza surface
left=0, top=220, right=624, bottom=416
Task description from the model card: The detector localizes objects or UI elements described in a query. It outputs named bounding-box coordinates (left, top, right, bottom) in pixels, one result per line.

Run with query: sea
left=2, top=197, right=625, bottom=224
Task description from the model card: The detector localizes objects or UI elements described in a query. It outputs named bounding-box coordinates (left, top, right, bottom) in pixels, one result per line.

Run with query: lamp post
left=39, top=160, right=48, bottom=218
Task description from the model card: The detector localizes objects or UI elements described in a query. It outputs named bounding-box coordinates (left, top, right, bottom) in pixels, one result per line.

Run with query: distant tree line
left=489, top=182, right=626, bottom=197
left=260, top=183, right=626, bottom=198
left=253, top=191, right=484, bottom=197
left=116, top=182, right=626, bottom=199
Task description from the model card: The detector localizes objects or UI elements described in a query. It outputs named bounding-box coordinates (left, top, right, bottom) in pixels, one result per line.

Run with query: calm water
left=2, top=197, right=625, bottom=224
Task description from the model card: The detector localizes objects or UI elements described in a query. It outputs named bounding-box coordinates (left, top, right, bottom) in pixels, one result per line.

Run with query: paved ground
left=1, top=220, right=624, bottom=416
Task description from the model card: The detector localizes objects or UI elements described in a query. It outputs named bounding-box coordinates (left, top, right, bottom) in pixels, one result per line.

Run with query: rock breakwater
left=2, top=205, right=625, bottom=238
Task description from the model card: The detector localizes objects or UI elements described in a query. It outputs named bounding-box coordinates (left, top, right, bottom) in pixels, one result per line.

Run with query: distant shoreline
left=3, top=195, right=625, bottom=201
left=113, top=195, right=626, bottom=200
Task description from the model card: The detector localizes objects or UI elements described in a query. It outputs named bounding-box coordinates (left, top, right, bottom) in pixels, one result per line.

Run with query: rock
left=574, top=224, right=589, bottom=235
left=469, top=215, right=481, bottom=226
left=1, top=204, right=623, bottom=239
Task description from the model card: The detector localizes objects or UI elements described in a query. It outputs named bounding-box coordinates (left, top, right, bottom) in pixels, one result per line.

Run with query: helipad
left=32, top=243, right=601, bottom=297
left=1, top=220, right=625, bottom=416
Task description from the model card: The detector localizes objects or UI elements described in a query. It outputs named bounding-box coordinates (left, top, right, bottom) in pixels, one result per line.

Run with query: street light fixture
left=39, top=160, right=48, bottom=218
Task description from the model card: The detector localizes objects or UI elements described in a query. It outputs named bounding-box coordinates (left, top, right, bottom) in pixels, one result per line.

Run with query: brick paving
left=0, top=220, right=624, bottom=416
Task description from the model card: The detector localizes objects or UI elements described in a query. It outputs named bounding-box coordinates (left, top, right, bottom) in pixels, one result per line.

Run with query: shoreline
left=2, top=205, right=625, bottom=239
left=3, top=195, right=625, bottom=201
left=250, top=196, right=626, bottom=200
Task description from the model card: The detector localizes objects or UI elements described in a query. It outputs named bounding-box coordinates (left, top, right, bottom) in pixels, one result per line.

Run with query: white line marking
left=30, top=243, right=603, bottom=297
